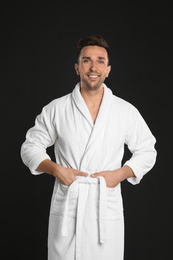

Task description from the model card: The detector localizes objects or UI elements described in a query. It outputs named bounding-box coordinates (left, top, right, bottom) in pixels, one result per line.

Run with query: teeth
left=89, top=75, right=98, bottom=78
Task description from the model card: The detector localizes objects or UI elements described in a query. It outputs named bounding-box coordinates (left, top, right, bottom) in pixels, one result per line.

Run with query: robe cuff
left=28, top=153, right=51, bottom=175
left=123, top=161, right=143, bottom=185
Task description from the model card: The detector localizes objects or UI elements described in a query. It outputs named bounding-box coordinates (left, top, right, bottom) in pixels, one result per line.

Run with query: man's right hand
left=53, top=164, right=88, bottom=186
left=37, top=159, right=88, bottom=186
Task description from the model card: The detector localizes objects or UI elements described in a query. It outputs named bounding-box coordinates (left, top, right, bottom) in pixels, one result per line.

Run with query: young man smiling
left=21, top=35, right=157, bottom=260
left=75, top=45, right=111, bottom=90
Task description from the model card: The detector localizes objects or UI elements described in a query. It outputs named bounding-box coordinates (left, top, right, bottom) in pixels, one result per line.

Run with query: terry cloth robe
left=21, top=83, right=157, bottom=260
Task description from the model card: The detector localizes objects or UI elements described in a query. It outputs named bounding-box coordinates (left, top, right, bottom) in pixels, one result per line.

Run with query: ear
left=106, top=65, right=111, bottom=78
left=75, top=63, right=80, bottom=75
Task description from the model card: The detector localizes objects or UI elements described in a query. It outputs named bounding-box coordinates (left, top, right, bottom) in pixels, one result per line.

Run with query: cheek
left=101, top=69, right=108, bottom=77
left=79, top=65, right=88, bottom=75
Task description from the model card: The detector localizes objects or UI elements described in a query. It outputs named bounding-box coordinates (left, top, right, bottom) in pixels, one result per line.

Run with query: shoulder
left=37, top=93, right=72, bottom=123
left=43, top=93, right=72, bottom=112
left=110, top=93, right=148, bottom=134
left=47, top=93, right=71, bottom=107
left=110, top=93, right=144, bottom=127
left=112, top=94, right=139, bottom=114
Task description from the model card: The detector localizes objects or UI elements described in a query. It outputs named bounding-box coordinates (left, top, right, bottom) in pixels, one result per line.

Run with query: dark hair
left=77, top=35, right=110, bottom=64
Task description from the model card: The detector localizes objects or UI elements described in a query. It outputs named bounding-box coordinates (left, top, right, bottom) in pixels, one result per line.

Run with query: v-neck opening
left=79, top=85, right=105, bottom=127
left=72, top=83, right=111, bottom=129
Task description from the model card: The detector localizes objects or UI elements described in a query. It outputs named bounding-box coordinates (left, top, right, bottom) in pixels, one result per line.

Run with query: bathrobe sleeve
left=123, top=107, right=157, bottom=185
left=21, top=103, right=57, bottom=175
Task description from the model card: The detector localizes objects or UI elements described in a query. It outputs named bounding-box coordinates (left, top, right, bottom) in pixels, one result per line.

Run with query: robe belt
left=61, top=176, right=107, bottom=244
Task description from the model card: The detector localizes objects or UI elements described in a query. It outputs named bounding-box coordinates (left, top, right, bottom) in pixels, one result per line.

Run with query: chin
left=82, top=79, right=104, bottom=91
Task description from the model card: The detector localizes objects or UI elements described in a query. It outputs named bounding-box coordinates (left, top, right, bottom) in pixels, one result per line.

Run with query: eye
left=84, top=59, right=89, bottom=63
left=98, top=60, right=104, bottom=64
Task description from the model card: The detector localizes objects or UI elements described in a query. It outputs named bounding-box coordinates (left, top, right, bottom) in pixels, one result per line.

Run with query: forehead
left=79, top=45, right=108, bottom=59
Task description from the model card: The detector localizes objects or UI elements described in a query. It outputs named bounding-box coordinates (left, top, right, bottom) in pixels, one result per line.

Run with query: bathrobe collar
left=72, top=82, right=113, bottom=128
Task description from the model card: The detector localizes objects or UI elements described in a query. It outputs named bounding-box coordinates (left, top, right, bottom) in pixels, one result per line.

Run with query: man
left=21, top=35, right=157, bottom=260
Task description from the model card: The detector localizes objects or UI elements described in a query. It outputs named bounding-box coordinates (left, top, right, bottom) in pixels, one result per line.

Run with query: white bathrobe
left=21, top=83, right=156, bottom=260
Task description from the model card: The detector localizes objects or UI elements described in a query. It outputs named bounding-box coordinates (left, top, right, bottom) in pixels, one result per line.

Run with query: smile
left=87, top=74, right=100, bottom=80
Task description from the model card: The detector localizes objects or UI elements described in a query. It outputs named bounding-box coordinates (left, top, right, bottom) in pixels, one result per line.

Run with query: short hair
left=77, top=35, right=110, bottom=64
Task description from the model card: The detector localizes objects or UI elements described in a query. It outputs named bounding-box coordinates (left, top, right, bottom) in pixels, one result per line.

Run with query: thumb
left=75, top=171, right=88, bottom=177
left=91, top=172, right=100, bottom=178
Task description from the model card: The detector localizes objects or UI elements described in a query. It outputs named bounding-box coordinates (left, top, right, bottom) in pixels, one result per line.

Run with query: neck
left=80, top=83, right=104, bottom=107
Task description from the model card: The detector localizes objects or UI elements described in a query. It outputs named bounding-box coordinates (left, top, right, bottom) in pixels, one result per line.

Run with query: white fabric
left=21, top=83, right=157, bottom=259
left=60, top=176, right=107, bottom=244
left=48, top=176, right=124, bottom=260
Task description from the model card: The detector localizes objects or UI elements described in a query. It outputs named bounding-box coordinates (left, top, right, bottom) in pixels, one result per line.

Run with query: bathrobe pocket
left=106, top=187, right=123, bottom=221
left=51, top=182, right=79, bottom=217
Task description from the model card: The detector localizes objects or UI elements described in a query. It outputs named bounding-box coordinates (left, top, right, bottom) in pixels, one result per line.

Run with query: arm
left=124, top=108, right=157, bottom=185
left=21, top=103, right=88, bottom=184
left=21, top=105, right=56, bottom=175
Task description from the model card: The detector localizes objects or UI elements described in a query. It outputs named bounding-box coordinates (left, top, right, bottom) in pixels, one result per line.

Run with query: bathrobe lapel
left=72, top=83, right=113, bottom=173
left=72, top=83, right=94, bottom=128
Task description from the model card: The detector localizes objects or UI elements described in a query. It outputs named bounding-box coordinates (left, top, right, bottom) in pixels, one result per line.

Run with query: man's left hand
left=91, top=166, right=135, bottom=188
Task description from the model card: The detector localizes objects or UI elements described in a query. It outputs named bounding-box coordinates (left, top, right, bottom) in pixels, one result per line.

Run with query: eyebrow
left=82, top=56, right=106, bottom=60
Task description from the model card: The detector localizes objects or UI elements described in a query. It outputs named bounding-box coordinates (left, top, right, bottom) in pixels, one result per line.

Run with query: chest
left=54, top=102, right=126, bottom=156
left=89, top=105, right=100, bottom=124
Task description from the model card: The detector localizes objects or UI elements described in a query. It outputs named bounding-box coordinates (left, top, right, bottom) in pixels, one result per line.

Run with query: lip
left=87, top=74, right=100, bottom=80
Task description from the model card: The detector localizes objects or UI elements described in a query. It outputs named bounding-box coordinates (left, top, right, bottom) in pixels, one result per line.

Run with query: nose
left=89, top=61, right=97, bottom=71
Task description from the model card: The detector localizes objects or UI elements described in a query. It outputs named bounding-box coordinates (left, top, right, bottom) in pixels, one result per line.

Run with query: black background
left=1, top=1, right=172, bottom=259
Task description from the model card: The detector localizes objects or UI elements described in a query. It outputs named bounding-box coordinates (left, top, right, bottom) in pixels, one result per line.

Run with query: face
left=75, top=46, right=111, bottom=91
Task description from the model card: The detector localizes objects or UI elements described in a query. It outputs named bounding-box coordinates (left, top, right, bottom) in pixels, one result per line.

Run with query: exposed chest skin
left=80, top=85, right=104, bottom=124
left=88, top=104, right=101, bottom=124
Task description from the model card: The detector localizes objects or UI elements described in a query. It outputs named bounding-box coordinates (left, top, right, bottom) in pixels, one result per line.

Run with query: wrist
left=121, top=166, right=135, bottom=180
left=113, top=166, right=134, bottom=183
left=37, top=159, right=64, bottom=178
left=50, top=163, right=64, bottom=177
